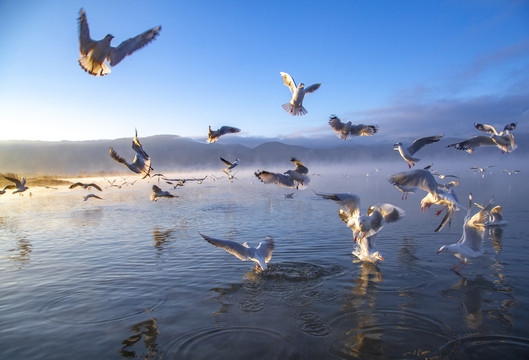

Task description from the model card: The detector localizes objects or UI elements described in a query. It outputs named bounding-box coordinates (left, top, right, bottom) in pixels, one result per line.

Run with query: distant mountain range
left=1, top=133, right=527, bottom=176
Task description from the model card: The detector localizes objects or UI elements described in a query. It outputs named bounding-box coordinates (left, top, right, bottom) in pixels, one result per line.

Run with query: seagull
left=199, top=233, right=274, bottom=271
left=77, top=8, right=161, bottom=76
left=280, top=72, right=321, bottom=116
left=437, top=194, right=493, bottom=272
left=3, top=176, right=28, bottom=194
left=83, top=193, right=103, bottom=201
left=314, top=192, right=405, bottom=243
left=255, top=157, right=309, bottom=189
left=470, top=165, right=494, bottom=173
left=207, top=126, right=240, bottom=143
left=69, top=182, right=102, bottom=191
left=474, top=122, right=517, bottom=151
left=109, top=129, right=152, bottom=179
left=220, top=157, right=239, bottom=171
left=388, top=169, right=462, bottom=232
left=328, top=115, right=378, bottom=140
left=501, top=169, right=520, bottom=176
left=150, top=185, right=176, bottom=201
left=393, top=135, right=444, bottom=168
left=448, top=122, right=518, bottom=154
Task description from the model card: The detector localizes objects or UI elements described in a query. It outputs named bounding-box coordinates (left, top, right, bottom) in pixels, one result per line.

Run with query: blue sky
left=0, top=0, right=528, bottom=143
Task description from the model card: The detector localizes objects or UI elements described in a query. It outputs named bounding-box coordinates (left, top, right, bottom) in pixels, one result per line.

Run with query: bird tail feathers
left=78, top=52, right=111, bottom=76
left=282, top=103, right=307, bottom=116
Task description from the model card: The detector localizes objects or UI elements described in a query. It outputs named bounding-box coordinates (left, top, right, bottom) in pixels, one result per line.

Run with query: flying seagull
left=83, top=193, right=103, bottom=201
left=501, top=169, right=520, bottom=175
left=220, top=157, right=239, bottom=171
left=69, top=182, right=102, bottom=191
left=150, top=185, right=176, bottom=201
left=393, top=135, right=444, bottom=168
left=280, top=72, right=321, bottom=116
left=328, top=115, right=378, bottom=140
left=78, top=8, right=161, bottom=76
left=199, top=233, right=274, bottom=271
left=255, top=157, right=310, bottom=189
left=207, top=126, right=240, bottom=143
left=447, top=122, right=518, bottom=154
left=388, top=169, right=462, bottom=232
left=109, top=129, right=152, bottom=179
left=3, top=176, right=28, bottom=194
left=437, top=194, right=493, bottom=272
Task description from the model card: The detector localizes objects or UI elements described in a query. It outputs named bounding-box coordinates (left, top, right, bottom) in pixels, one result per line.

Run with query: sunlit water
left=1, top=162, right=529, bottom=359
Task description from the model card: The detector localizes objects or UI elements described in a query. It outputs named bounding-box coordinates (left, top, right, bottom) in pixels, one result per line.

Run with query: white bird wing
left=328, top=115, right=346, bottom=133
left=314, top=192, right=361, bottom=218
left=407, top=135, right=443, bottom=155
left=132, top=129, right=150, bottom=160
left=371, top=203, right=405, bottom=223
left=200, top=233, right=251, bottom=261
left=460, top=198, right=493, bottom=251
left=254, top=171, right=295, bottom=188
left=304, top=83, right=321, bottom=94
left=447, top=135, right=496, bottom=151
left=349, top=124, right=378, bottom=136
left=290, top=157, right=308, bottom=175
left=256, top=237, right=275, bottom=263
left=388, top=169, right=438, bottom=194
left=78, top=8, right=96, bottom=56
left=474, top=123, right=498, bottom=135
left=107, top=26, right=161, bottom=66
left=280, top=72, right=296, bottom=93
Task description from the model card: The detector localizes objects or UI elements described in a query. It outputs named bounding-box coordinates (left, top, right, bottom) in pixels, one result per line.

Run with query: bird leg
left=454, top=259, right=468, bottom=272
left=450, top=259, right=464, bottom=271
left=436, top=205, right=448, bottom=216
left=408, top=163, right=412, bottom=169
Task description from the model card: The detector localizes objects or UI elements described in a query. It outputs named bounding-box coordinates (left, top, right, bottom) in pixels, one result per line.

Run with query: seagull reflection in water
left=120, top=318, right=159, bottom=358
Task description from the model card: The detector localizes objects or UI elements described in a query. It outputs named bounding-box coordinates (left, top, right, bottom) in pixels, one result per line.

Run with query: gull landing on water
left=393, top=135, right=443, bottom=168
left=199, top=233, right=274, bottom=271
left=314, top=192, right=405, bottom=262
left=77, top=8, right=161, bottom=76
left=437, top=194, right=493, bottom=272
left=150, top=185, right=176, bottom=202
left=280, top=72, right=321, bottom=116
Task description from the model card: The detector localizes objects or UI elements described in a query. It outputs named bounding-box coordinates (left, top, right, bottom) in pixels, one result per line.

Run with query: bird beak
left=379, top=255, right=384, bottom=261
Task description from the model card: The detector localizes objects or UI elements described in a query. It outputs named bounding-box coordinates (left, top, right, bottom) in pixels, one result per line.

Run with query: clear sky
left=0, top=0, right=528, bottom=142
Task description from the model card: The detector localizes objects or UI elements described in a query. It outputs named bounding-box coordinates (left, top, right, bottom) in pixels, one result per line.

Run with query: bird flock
left=0, top=8, right=521, bottom=275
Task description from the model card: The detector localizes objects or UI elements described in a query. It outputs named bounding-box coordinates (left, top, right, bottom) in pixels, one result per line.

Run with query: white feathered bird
left=199, top=233, right=275, bottom=271
left=280, top=72, right=321, bottom=116
left=78, top=8, right=161, bottom=76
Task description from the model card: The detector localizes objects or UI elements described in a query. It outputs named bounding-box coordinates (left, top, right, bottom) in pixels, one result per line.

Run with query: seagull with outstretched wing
left=280, top=72, right=321, bottom=116
left=199, top=233, right=274, bottom=271
left=78, top=8, right=161, bottom=76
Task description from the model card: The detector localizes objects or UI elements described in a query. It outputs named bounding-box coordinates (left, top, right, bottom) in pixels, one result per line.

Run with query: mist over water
left=1, top=160, right=528, bottom=359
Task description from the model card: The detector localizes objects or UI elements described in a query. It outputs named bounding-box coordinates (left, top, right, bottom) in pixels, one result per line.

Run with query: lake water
left=1, top=162, right=529, bottom=359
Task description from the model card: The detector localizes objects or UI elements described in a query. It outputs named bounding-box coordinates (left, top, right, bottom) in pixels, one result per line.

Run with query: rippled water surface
left=1, top=164, right=528, bottom=359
